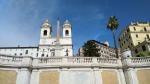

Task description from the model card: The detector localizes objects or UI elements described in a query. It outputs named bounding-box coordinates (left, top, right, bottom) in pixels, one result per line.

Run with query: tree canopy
left=82, top=40, right=100, bottom=57
left=107, top=16, right=119, bottom=31
left=136, top=51, right=150, bottom=57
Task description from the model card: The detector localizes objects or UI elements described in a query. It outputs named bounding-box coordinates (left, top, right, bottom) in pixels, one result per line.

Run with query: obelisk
left=56, top=17, right=60, bottom=42
left=55, top=17, right=61, bottom=56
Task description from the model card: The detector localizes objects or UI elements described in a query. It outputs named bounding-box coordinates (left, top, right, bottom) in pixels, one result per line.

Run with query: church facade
left=0, top=19, right=73, bottom=57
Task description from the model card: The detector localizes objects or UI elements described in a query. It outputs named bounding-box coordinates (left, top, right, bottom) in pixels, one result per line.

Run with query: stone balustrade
left=32, top=57, right=122, bottom=68
left=123, top=57, right=150, bottom=68
left=1, top=54, right=150, bottom=68
left=0, top=54, right=32, bottom=67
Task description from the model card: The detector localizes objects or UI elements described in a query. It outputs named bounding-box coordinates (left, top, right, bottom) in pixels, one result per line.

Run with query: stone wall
left=0, top=70, right=17, bottom=84
left=101, top=70, right=119, bottom=84
left=39, top=71, right=59, bottom=84
left=137, top=69, right=150, bottom=84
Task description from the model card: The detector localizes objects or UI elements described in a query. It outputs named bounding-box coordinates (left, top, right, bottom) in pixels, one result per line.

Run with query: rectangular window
left=37, top=53, right=38, bottom=57
left=142, top=45, right=146, bottom=51
left=129, top=35, right=131, bottom=39
left=136, top=34, right=138, bottom=38
left=147, top=34, right=150, bottom=39
left=128, top=46, right=130, bottom=49
left=127, top=28, right=130, bottom=32
left=25, top=50, right=28, bottom=54
left=144, top=27, right=147, bottom=31
left=134, top=27, right=136, bottom=31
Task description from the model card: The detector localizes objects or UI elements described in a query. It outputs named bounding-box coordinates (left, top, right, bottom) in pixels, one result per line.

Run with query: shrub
left=136, top=52, right=146, bottom=57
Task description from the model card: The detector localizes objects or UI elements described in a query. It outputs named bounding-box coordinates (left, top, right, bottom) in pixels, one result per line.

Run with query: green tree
left=107, top=16, right=119, bottom=58
left=136, top=52, right=145, bottom=57
left=136, top=51, right=150, bottom=57
left=82, top=40, right=100, bottom=57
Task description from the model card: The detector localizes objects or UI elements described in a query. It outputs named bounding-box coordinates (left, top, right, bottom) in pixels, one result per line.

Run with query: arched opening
left=43, top=30, right=47, bottom=36
left=65, top=30, right=69, bottom=36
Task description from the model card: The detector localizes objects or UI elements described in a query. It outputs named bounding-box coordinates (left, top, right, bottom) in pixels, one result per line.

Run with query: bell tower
left=40, top=19, right=52, bottom=38
left=63, top=20, right=72, bottom=37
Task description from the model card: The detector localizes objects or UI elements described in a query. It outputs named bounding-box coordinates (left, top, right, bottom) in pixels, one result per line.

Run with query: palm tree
left=107, top=16, right=119, bottom=58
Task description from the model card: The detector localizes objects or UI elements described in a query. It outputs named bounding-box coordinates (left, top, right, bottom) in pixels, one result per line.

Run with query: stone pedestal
left=55, top=42, right=62, bottom=56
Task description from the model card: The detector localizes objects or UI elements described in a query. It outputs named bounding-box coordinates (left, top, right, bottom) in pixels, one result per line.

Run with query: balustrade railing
left=130, top=57, right=150, bottom=63
left=0, top=54, right=32, bottom=67
left=123, top=57, right=150, bottom=67
left=1, top=54, right=150, bottom=68
left=38, top=57, right=62, bottom=63
left=32, top=57, right=121, bottom=68
left=67, top=57, right=93, bottom=63
left=0, top=54, right=23, bottom=63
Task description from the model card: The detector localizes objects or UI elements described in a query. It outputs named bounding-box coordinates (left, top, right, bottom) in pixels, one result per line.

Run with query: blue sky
left=0, top=0, right=150, bottom=54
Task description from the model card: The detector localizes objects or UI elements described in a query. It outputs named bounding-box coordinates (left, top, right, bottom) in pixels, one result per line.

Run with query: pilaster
left=30, top=69, right=39, bottom=84
left=126, top=68, right=138, bottom=84
left=16, top=68, right=31, bottom=84
left=93, top=68, right=102, bottom=84
left=118, top=69, right=126, bottom=84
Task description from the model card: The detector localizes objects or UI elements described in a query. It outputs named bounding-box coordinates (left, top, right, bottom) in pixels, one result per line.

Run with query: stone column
left=126, top=68, right=138, bottom=84
left=30, top=69, right=39, bottom=84
left=118, top=69, right=126, bottom=84
left=16, top=68, right=31, bottom=84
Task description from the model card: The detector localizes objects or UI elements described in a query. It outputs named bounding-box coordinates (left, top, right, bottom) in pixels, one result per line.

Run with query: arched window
left=44, top=30, right=47, bottom=36
left=65, top=30, right=69, bottom=36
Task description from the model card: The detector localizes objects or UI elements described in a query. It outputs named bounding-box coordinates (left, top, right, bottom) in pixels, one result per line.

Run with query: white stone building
left=0, top=18, right=73, bottom=57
